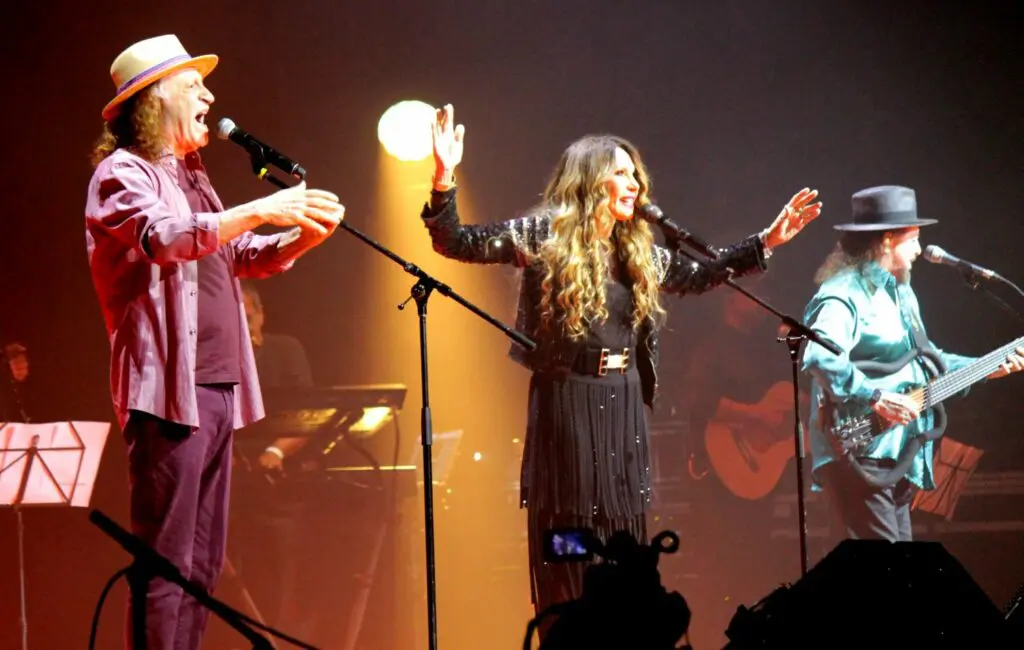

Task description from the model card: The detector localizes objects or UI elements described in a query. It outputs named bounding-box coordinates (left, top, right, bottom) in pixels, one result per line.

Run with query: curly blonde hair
left=535, top=135, right=666, bottom=340
left=90, top=85, right=165, bottom=168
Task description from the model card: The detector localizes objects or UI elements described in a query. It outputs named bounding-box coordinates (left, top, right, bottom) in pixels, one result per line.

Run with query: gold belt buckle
left=597, top=347, right=630, bottom=376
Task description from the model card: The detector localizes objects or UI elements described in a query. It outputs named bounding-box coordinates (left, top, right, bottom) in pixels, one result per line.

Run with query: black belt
left=573, top=346, right=631, bottom=377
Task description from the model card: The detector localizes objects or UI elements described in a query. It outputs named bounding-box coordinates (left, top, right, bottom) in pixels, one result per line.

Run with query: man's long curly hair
left=814, top=229, right=911, bottom=285
left=533, top=134, right=666, bottom=341
left=90, top=85, right=165, bottom=168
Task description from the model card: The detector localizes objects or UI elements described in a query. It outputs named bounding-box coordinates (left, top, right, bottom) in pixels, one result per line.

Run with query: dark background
left=0, top=1, right=1021, bottom=648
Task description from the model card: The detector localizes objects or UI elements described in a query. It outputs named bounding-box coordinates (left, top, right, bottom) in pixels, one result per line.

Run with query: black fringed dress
left=521, top=269, right=651, bottom=612
left=419, top=187, right=769, bottom=621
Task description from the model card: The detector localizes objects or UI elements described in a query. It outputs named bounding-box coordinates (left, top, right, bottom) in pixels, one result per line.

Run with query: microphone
left=217, top=117, right=307, bottom=180
left=636, top=203, right=720, bottom=259
left=922, top=245, right=1002, bottom=281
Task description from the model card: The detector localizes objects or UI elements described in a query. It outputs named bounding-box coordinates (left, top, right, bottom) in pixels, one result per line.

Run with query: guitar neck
left=926, top=336, right=1024, bottom=406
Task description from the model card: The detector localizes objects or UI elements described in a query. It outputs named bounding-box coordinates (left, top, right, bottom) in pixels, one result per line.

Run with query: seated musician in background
left=683, top=274, right=808, bottom=501
left=1, top=341, right=32, bottom=421
left=232, top=280, right=320, bottom=639
left=677, top=276, right=808, bottom=641
left=801, top=185, right=1024, bottom=542
left=241, top=280, right=314, bottom=468
left=238, top=280, right=402, bottom=646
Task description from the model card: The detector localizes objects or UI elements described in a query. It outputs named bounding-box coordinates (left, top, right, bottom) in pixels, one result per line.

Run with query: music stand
left=911, top=436, right=984, bottom=521
left=407, top=429, right=463, bottom=489
left=0, top=420, right=111, bottom=650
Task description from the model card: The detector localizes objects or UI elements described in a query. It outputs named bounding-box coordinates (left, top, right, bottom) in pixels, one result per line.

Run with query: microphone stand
left=89, top=510, right=282, bottom=650
left=954, top=268, right=1024, bottom=324
left=661, top=227, right=840, bottom=578
left=246, top=152, right=536, bottom=650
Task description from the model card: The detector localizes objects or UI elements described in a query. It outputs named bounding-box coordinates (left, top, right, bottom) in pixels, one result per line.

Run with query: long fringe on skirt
left=520, top=369, right=652, bottom=621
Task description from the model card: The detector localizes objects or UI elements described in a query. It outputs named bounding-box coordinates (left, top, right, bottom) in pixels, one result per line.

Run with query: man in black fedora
left=798, top=185, right=1024, bottom=541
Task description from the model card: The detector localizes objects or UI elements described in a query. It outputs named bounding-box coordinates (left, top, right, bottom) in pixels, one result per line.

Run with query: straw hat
left=102, top=34, right=218, bottom=120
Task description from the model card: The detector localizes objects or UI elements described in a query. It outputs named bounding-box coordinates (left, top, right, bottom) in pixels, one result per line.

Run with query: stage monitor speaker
left=1005, top=581, right=1024, bottom=641
left=724, top=539, right=1013, bottom=649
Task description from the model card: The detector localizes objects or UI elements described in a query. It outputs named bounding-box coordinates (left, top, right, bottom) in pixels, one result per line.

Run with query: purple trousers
left=123, top=385, right=235, bottom=650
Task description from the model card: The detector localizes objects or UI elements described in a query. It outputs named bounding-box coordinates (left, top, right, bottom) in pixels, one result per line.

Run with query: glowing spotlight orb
left=378, top=100, right=435, bottom=161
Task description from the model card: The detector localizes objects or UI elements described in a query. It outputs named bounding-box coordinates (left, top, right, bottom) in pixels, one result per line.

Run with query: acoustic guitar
left=703, top=380, right=807, bottom=500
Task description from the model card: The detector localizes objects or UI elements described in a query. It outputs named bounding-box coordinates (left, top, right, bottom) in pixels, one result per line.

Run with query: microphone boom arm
left=253, top=170, right=536, bottom=350
left=638, top=204, right=720, bottom=260
left=923, top=245, right=1024, bottom=322
left=242, top=160, right=535, bottom=650
left=954, top=267, right=1024, bottom=324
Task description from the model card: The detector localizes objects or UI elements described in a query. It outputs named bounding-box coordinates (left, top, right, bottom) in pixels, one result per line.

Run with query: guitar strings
left=929, top=338, right=1023, bottom=404
left=834, top=338, right=1021, bottom=451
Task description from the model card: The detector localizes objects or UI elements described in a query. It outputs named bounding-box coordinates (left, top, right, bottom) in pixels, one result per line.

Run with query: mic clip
left=244, top=143, right=292, bottom=190
left=662, top=223, right=720, bottom=261
left=637, top=203, right=720, bottom=260
left=247, top=145, right=272, bottom=180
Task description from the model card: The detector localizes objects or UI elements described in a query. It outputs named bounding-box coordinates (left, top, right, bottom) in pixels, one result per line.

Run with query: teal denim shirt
left=801, top=262, right=974, bottom=491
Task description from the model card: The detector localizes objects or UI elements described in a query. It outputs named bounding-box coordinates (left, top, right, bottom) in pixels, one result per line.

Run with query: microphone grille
left=216, top=117, right=236, bottom=140
left=637, top=203, right=663, bottom=222
left=922, top=245, right=945, bottom=263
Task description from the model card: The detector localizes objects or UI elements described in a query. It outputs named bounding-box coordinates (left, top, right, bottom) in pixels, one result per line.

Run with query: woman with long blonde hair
left=423, top=105, right=821, bottom=626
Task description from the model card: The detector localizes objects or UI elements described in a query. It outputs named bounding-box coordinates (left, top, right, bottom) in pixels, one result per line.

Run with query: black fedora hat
left=833, top=185, right=938, bottom=231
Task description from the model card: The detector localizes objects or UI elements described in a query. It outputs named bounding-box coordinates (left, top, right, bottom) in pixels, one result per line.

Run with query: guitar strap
left=900, top=286, right=946, bottom=377
left=845, top=285, right=948, bottom=489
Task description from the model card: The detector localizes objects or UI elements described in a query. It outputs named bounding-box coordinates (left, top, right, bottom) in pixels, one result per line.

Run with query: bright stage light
left=378, top=100, right=435, bottom=161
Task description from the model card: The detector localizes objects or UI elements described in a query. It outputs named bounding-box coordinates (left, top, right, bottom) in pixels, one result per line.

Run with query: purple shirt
left=85, top=148, right=301, bottom=431
left=176, top=153, right=241, bottom=385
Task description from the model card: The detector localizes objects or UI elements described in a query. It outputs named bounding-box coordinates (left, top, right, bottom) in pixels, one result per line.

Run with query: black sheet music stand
left=0, top=421, right=111, bottom=650
left=911, top=436, right=984, bottom=521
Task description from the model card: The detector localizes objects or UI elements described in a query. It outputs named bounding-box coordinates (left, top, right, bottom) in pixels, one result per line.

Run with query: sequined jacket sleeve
left=420, top=189, right=547, bottom=266
left=653, top=234, right=769, bottom=295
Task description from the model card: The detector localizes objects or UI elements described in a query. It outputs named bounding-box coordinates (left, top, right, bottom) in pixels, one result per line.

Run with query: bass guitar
left=829, top=335, right=1024, bottom=454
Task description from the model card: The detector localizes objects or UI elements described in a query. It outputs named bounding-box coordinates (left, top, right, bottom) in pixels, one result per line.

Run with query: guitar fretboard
left=926, top=336, right=1024, bottom=406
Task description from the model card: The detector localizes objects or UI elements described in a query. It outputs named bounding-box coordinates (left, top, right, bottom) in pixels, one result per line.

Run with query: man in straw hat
left=800, top=185, right=1024, bottom=542
left=84, top=34, right=344, bottom=649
